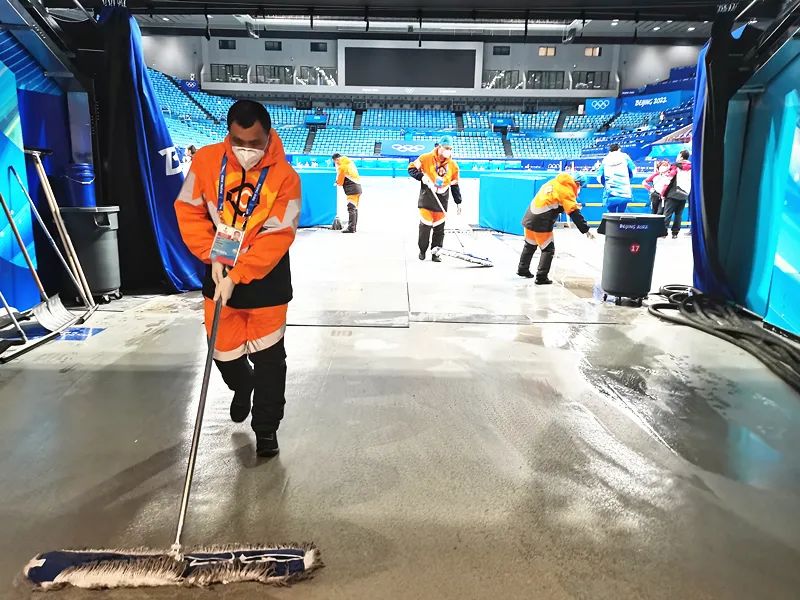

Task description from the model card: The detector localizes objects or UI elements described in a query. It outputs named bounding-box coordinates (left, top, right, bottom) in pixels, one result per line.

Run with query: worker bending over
left=518, top=172, right=594, bottom=284
left=174, top=100, right=301, bottom=458
left=407, top=135, right=462, bottom=262
left=332, top=153, right=362, bottom=233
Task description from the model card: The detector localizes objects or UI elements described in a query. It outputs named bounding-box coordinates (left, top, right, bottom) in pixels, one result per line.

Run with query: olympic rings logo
left=590, top=99, right=611, bottom=110
left=391, top=143, right=426, bottom=152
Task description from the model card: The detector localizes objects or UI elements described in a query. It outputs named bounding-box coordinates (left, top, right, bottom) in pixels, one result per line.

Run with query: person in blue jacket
left=596, top=143, right=636, bottom=213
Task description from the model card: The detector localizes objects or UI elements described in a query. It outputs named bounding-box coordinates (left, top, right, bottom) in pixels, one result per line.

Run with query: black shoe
left=431, top=254, right=442, bottom=263
left=256, top=431, right=280, bottom=457
left=230, top=387, right=253, bottom=423
left=418, top=251, right=425, bottom=261
left=535, top=277, right=553, bottom=285
left=517, top=269, right=534, bottom=278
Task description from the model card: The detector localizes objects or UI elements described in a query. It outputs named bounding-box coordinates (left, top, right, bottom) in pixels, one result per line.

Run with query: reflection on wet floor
left=575, top=324, right=800, bottom=490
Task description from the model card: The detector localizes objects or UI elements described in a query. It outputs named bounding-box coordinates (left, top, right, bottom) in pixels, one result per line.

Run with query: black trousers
left=650, top=191, right=664, bottom=215
left=518, top=241, right=555, bottom=279
left=345, top=202, right=358, bottom=232
left=214, top=338, right=287, bottom=433
left=419, top=222, right=445, bottom=254
left=663, top=198, right=686, bottom=235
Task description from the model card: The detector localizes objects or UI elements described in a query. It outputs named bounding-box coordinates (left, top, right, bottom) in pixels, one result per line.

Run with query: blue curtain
left=689, top=43, right=725, bottom=295
left=98, top=6, right=202, bottom=292
left=690, top=24, right=755, bottom=298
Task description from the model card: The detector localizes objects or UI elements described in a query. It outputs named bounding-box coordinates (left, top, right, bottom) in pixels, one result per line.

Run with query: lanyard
left=217, top=154, right=269, bottom=224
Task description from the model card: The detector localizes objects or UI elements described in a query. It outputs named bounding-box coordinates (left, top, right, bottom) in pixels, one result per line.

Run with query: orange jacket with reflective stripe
left=521, top=173, right=589, bottom=234
left=408, top=150, right=461, bottom=211
left=174, top=130, right=301, bottom=308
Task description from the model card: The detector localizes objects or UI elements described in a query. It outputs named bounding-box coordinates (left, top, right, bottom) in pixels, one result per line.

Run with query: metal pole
left=0, top=192, right=47, bottom=300
left=171, top=298, right=223, bottom=559
left=27, top=151, right=95, bottom=307
left=735, top=0, right=759, bottom=22
left=8, top=166, right=92, bottom=308
left=0, top=290, right=28, bottom=345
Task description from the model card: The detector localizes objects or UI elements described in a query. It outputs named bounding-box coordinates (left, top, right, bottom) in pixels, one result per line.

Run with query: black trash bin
left=60, top=206, right=121, bottom=301
left=597, top=213, right=666, bottom=305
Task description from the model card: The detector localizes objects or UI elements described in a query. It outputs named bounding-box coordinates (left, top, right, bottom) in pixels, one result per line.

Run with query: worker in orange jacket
left=174, top=100, right=301, bottom=457
left=407, top=135, right=462, bottom=262
left=518, top=172, right=594, bottom=284
left=332, top=153, right=362, bottom=233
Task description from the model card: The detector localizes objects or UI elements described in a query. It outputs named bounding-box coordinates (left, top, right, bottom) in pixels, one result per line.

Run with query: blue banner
left=177, top=78, right=200, bottom=92
left=490, top=117, right=514, bottom=128
left=619, top=90, right=689, bottom=113
left=509, top=131, right=594, bottom=139
left=100, top=7, right=203, bottom=292
left=585, top=97, right=616, bottom=115
left=381, top=140, right=435, bottom=157
left=305, top=114, right=327, bottom=125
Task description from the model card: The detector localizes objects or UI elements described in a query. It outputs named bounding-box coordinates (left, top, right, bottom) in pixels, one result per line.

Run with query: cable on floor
left=648, top=284, right=800, bottom=393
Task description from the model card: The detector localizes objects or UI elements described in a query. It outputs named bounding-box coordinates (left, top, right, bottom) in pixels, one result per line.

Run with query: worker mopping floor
left=20, top=298, right=320, bottom=590
left=2, top=192, right=799, bottom=599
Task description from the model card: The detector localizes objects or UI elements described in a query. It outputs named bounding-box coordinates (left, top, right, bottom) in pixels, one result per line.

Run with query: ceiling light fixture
left=653, top=26, right=661, bottom=31
left=161, top=17, right=170, bottom=21
left=687, top=26, right=696, bottom=31
left=244, top=17, right=566, bottom=32
left=611, top=21, right=618, bottom=26
left=667, top=20, right=673, bottom=23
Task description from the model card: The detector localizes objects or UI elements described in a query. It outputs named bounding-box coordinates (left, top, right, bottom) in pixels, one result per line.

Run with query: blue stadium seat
left=562, top=113, right=613, bottom=131
left=362, top=109, right=456, bottom=129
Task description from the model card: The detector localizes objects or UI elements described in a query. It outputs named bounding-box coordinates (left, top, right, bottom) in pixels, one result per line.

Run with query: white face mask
left=440, top=148, right=453, bottom=159
left=233, top=146, right=265, bottom=170
left=658, top=166, right=669, bottom=174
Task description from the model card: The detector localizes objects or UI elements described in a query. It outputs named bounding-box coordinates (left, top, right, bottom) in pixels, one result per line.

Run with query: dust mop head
left=23, top=544, right=322, bottom=590
left=431, top=247, right=494, bottom=267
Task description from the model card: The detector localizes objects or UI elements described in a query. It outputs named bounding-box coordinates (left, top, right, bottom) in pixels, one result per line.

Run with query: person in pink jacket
left=663, top=150, right=692, bottom=238
left=643, top=160, right=671, bottom=214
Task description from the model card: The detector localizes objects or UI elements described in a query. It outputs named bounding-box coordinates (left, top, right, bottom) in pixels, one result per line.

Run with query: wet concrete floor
left=1, top=185, right=798, bottom=599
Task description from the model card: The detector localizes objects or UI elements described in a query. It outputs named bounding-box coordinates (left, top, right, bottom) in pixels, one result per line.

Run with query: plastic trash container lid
left=600, top=213, right=665, bottom=222
left=598, top=213, right=667, bottom=236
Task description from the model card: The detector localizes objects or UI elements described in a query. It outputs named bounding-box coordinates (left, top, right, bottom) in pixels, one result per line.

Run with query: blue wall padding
left=715, top=40, right=800, bottom=335
left=479, top=173, right=546, bottom=235
left=297, top=169, right=337, bottom=227
left=478, top=172, right=658, bottom=235
left=0, top=59, right=39, bottom=311
left=16, top=89, right=73, bottom=294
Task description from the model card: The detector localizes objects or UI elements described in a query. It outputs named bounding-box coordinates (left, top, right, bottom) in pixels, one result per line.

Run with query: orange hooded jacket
left=174, top=129, right=301, bottom=309
left=521, top=173, right=589, bottom=234
left=334, top=155, right=362, bottom=196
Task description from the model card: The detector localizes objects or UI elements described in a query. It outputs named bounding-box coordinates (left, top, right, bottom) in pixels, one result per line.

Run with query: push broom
left=22, top=296, right=321, bottom=589
left=429, top=185, right=494, bottom=267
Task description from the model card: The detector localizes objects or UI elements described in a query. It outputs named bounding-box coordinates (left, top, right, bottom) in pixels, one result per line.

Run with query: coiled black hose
left=648, top=285, right=800, bottom=393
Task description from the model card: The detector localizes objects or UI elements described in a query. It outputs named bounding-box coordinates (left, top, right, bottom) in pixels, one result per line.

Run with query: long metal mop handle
left=171, top=298, right=224, bottom=558
left=8, top=167, right=92, bottom=308
left=0, top=290, right=28, bottom=345
left=0, top=192, right=47, bottom=300
left=430, top=187, right=469, bottom=248
left=26, top=151, right=95, bottom=307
